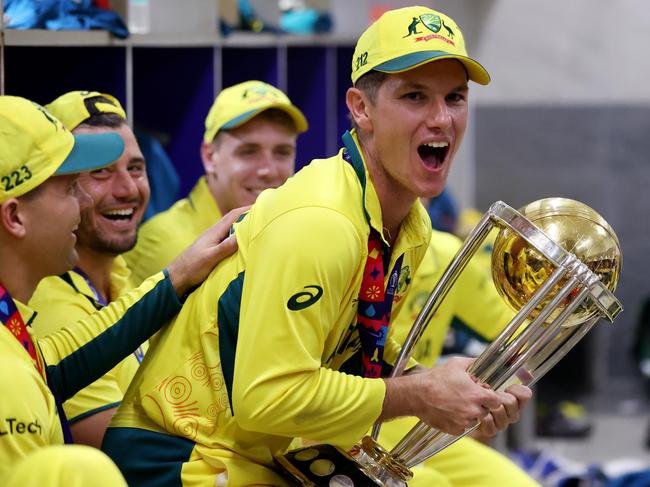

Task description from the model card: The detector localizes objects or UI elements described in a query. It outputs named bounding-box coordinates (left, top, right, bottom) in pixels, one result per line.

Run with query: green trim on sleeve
left=217, top=272, right=245, bottom=414
left=68, top=401, right=121, bottom=424
left=48, top=272, right=182, bottom=402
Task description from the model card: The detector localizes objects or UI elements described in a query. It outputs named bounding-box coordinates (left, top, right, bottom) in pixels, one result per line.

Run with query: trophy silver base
left=275, top=437, right=412, bottom=486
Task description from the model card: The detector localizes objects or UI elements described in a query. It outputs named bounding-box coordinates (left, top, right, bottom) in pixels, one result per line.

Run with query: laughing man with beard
left=29, top=91, right=152, bottom=449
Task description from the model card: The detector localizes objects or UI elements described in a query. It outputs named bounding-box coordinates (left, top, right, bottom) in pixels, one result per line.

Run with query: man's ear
left=346, top=87, right=373, bottom=132
left=0, top=199, right=27, bottom=239
left=200, top=141, right=217, bottom=177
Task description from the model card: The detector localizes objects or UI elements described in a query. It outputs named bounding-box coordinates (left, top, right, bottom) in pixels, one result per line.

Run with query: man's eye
left=274, top=148, right=295, bottom=158
left=403, top=92, right=424, bottom=101
left=237, top=146, right=258, bottom=156
left=447, top=92, right=467, bottom=103
left=90, top=168, right=112, bottom=178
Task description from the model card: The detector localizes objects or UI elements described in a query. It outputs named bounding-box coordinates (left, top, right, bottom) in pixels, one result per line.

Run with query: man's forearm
left=379, top=373, right=424, bottom=422
left=377, top=357, right=508, bottom=437
left=42, top=272, right=181, bottom=401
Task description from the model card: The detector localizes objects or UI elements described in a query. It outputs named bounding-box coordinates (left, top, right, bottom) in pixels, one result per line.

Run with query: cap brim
left=54, top=132, right=125, bottom=175
left=375, top=50, right=490, bottom=85
left=222, top=105, right=309, bottom=134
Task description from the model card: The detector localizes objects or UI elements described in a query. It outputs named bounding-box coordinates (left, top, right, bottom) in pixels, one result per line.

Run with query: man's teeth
left=424, top=141, right=449, bottom=148
left=104, top=209, right=134, bottom=217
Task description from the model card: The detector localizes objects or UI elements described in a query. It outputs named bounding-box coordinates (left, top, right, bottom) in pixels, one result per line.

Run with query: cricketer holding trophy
left=276, top=197, right=621, bottom=486
left=105, top=5, right=541, bottom=486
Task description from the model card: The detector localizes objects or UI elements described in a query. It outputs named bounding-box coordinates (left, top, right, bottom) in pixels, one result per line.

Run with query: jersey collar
left=342, top=129, right=386, bottom=242
left=14, top=299, right=37, bottom=328
left=342, top=130, right=431, bottom=252
left=189, top=176, right=223, bottom=229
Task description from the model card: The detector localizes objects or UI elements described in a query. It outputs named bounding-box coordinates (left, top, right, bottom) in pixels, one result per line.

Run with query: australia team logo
left=397, top=266, right=411, bottom=294
left=419, top=14, right=442, bottom=34
left=404, top=14, right=456, bottom=44
left=242, top=84, right=283, bottom=105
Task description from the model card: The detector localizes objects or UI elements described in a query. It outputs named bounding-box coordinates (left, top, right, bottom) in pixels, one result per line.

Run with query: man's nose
left=426, top=98, right=452, bottom=130
left=256, top=155, right=279, bottom=179
left=113, top=169, right=140, bottom=198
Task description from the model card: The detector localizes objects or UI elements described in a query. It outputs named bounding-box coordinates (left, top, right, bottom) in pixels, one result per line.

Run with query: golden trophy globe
left=276, top=198, right=623, bottom=486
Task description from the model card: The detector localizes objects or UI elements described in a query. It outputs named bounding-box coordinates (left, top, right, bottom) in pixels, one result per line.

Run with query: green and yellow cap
left=351, top=6, right=490, bottom=86
left=203, top=80, right=308, bottom=143
left=0, top=96, right=124, bottom=203
left=45, top=90, right=127, bottom=131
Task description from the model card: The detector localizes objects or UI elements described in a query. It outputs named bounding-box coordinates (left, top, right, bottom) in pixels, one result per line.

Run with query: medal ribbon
left=341, top=140, right=406, bottom=378
left=0, top=283, right=45, bottom=380
left=356, top=230, right=404, bottom=378
left=0, top=282, right=75, bottom=444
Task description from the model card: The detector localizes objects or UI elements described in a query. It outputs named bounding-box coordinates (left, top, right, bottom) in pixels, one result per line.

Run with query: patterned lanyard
left=356, top=230, right=404, bottom=378
left=0, top=283, right=45, bottom=381
left=341, top=140, right=405, bottom=378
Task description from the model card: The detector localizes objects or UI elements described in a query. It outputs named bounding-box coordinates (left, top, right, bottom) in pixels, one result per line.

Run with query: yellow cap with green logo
left=203, top=80, right=308, bottom=143
left=0, top=96, right=125, bottom=203
left=46, top=90, right=127, bottom=131
left=351, top=6, right=490, bottom=85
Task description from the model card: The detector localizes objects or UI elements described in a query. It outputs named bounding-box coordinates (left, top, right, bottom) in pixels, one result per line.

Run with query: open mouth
left=102, top=208, right=135, bottom=222
left=418, top=141, right=449, bottom=169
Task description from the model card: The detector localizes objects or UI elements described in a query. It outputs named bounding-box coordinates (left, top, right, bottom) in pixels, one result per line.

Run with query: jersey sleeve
left=30, top=278, right=128, bottom=422
left=0, top=354, right=63, bottom=480
left=232, top=207, right=386, bottom=446
left=37, top=271, right=181, bottom=403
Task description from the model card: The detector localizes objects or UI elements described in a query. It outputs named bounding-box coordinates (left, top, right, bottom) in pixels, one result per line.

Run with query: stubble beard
left=75, top=219, right=138, bottom=257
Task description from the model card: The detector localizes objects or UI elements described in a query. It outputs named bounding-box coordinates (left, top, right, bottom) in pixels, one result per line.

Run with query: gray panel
left=476, top=106, right=650, bottom=399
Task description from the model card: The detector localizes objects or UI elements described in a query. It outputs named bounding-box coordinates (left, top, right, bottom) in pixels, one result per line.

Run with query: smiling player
left=124, top=80, right=308, bottom=285
left=103, top=6, right=532, bottom=486
left=29, top=91, right=151, bottom=448
left=0, top=94, right=239, bottom=485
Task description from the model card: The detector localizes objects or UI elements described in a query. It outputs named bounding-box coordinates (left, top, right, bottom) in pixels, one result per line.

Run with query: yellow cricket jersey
left=0, top=272, right=182, bottom=482
left=103, top=130, right=431, bottom=486
left=29, top=256, right=148, bottom=423
left=124, top=177, right=223, bottom=286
